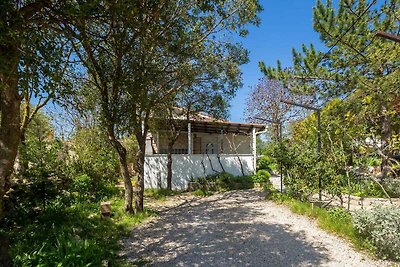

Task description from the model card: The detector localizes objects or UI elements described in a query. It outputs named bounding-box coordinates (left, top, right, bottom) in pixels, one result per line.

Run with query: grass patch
left=6, top=197, right=157, bottom=266
left=144, top=188, right=182, bottom=201
left=267, top=192, right=375, bottom=255
left=192, top=189, right=214, bottom=197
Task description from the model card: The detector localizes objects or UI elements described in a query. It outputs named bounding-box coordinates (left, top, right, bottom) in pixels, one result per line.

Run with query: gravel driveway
left=120, top=189, right=389, bottom=267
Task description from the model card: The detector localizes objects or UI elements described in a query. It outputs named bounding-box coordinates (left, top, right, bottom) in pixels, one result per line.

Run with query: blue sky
left=230, top=0, right=325, bottom=122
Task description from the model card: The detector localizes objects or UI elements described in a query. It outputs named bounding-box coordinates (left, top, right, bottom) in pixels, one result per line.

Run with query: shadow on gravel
left=121, top=190, right=331, bottom=267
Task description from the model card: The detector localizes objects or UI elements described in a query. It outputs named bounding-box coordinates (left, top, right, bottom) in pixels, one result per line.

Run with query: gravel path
left=120, top=189, right=389, bottom=267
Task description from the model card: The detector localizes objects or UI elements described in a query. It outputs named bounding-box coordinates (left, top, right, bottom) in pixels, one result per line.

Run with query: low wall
left=144, top=154, right=255, bottom=190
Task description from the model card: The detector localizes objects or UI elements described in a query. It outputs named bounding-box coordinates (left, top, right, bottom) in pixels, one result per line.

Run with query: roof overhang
left=157, top=119, right=267, bottom=135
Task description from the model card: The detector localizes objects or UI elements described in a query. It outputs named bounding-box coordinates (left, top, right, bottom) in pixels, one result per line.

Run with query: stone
left=100, top=201, right=111, bottom=217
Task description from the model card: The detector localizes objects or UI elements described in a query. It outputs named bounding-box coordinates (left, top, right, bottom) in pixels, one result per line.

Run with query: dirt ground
left=120, top=189, right=393, bottom=266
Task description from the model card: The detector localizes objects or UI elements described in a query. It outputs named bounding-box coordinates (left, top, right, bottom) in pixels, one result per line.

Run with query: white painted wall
left=144, top=154, right=255, bottom=190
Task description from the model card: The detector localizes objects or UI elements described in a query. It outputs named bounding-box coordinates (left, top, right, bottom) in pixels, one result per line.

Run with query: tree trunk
left=0, top=46, right=21, bottom=221
left=14, top=133, right=28, bottom=176
left=119, top=149, right=134, bottom=214
left=0, top=233, right=11, bottom=267
left=135, top=126, right=147, bottom=213
left=0, top=44, right=21, bottom=267
left=109, top=137, right=133, bottom=213
left=167, top=142, right=173, bottom=190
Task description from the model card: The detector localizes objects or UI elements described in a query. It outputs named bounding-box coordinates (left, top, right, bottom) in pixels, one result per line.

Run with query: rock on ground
left=120, top=189, right=391, bottom=267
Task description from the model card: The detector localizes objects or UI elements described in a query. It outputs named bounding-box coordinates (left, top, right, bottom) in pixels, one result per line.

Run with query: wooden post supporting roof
left=252, top=127, right=257, bottom=174
left=188, top=122, right=192, bottom=154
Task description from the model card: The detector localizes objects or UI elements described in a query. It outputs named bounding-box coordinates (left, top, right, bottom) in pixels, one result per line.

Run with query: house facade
left=144, top=110, right=266, bottom=190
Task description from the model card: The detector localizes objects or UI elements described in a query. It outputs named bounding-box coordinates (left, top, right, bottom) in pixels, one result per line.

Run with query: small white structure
left=144, top=110, right=266, bottom=190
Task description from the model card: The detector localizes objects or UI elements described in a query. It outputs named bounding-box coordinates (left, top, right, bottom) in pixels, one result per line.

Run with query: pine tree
left=260, top=0, right=400, bottom=179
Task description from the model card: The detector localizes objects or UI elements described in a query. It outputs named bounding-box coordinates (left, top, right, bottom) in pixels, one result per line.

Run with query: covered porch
left=144, top=120, right=267, bottom=190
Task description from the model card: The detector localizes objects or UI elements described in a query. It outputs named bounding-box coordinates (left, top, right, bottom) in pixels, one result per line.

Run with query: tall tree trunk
left=167, top=142, right=173, bottom=190
left=0, top=46, right=21, bottom=220
left=109, top=136, right=133, bottom=213
left=135, top=125, right=148, bottom=213
left=0, top=234, right=11, bottom=267
left=119, top=151, right=133, bottom=214
left=135, top=138, right=145, bottom=213
left=0, top=44, right=21, bottom=267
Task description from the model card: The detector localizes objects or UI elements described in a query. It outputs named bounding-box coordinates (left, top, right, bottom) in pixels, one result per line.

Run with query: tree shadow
left=121, top=190, right=331, bottom=266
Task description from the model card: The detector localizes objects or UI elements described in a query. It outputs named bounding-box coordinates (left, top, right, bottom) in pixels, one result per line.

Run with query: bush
left=257, top=155, right=273, bottom=171
left=328, top=207, right=351, bottom=221
left=191, top=172, right=254, bottom=191
left=251, top=170, right=271, bottom=183
left=72, top=174, right=120, bottom=203
left=384, top=179, right=400, bottom=198
left=350, top=180, right=386, bottom=198
left=353, top=205, right=400, bottom=260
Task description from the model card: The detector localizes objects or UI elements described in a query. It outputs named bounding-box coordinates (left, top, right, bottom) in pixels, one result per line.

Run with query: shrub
left=191, top=172, right=254, bottom=191
left=328, top=207, right=351, bottom=221
left=384, top=179, right=400, bottom=198
left=353, top=205, right=400, bottom=260
left=252, top=170, right=271, bottom=183
left=257, top=155, right=273, bottom=171
left=73, top=174, right=92, bottom=201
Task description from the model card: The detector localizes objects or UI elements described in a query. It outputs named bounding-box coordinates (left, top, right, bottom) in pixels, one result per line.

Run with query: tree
left=245, top=78, right=312, bottom=140
left=261, top=0, right=400, bottom=180
left=62, top=0, right=261, bottom=213
left=0, top=1, right=69, bottom=221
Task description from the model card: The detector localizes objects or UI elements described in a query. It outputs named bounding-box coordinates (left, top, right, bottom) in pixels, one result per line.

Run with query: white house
left=144, top=109, right=267, bottom=190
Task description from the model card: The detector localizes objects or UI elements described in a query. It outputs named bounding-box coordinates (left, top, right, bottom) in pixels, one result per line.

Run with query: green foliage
left=70, top=128, right=120, bottom=188
left=350, top=180, right=386, bottom=198
left=12, top=121, right=121, bottom=219
left=364, top=157, right=381, bottom=167
left=263, top=0, right=400, bottom=106
left=6, top=197, right=156, bottom=266
left=265, top=98, right=399, bottom=200
left=383, top=179, right=400, bottom=198
left=327, top=207, right=352, bottom=222
left=261, top=0, right=400, bottom=199
left=191, top=172, right=254, bottom=192
left=192, top=189, right=214, bottom=197
left=267, top=191, right=292, bottom=203
left=353, top=205, right=400, bottom=260
left=256, top=155, right=273, bottom=172
left=252, top=170, right=271, bottom=183
left=144, top=188, right=181, bottom=201
left=12, top=113, right=68, bottom=215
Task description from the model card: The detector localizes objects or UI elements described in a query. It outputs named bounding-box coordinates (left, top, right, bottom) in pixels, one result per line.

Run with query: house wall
left=144, top=154, right=255, bottom=190
left=149, top=131, right=252, bottom=155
